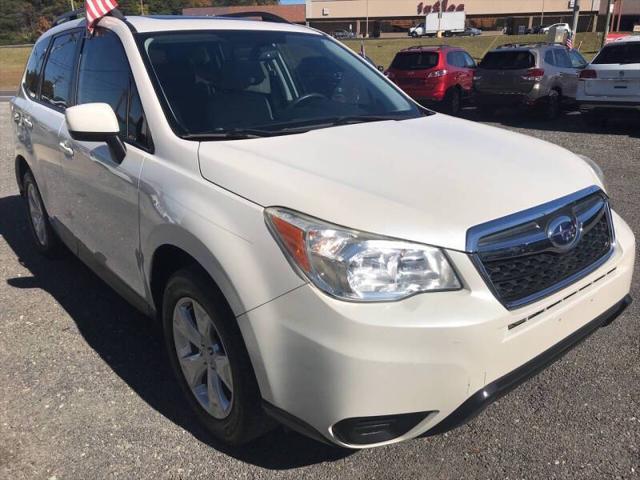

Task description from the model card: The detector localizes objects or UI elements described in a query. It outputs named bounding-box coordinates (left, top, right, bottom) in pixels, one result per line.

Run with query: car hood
left=198, top=114, right=601, bottom=251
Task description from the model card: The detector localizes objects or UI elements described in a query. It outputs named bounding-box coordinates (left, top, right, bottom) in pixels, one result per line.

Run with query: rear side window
left=23, top=38, right=50, bottom=99
left=479, top=51, right=535, bottom=70
left=554, top=49, right=573, bottom=68
left=77, top=28, right=151, bottom=149
left=391, top=51, right=439, bottom=70
left=593, top=43, right=640, bottom=64
left=41, top=31, right=81, bottom=110
left=569, top=50, right=588, bottom=68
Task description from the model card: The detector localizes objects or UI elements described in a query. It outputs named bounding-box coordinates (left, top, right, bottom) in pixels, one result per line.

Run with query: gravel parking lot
left=0, top=102, right=638, bottom=480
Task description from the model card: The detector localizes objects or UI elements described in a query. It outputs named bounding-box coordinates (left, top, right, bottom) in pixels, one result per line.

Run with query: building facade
left=305, top=0, right=603, bottom=36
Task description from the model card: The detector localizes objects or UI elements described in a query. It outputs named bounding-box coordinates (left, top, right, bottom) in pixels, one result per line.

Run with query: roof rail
left=215, top=11, right=290, bottom=24
left=497, top=42, right=566, bottom=49
left=52, top=7, right=125, bottom=27
left=53, top=9, right=84, bottom=26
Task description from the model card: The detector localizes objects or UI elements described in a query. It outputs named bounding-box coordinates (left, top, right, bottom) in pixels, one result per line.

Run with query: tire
left=541, top=90, right=560, bottom=120
left=444, top=88, right=462, bottom=116
left=22, top=171, right=62, bottom=257
left=162, top=266, right=273, bottom=446
left=411, top=32, right=419, bottom=38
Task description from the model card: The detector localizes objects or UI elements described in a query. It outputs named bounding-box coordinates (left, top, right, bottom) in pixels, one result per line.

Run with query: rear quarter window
left=391, top=51, right=439, bottom=70
left=593, top=43, right=640, bottom=64
left=479, top=51, right=535, bottom=70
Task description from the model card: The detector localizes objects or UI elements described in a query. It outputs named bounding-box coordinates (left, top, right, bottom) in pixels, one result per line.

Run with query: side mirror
left=65, top=103, right=127, bottom=164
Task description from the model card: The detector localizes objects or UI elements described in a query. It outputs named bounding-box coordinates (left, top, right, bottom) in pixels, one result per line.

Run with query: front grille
left=468, top=188, right=614, bottom=309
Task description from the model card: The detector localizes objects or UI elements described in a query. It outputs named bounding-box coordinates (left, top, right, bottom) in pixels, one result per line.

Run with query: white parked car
left=577, top=35, right=640, bottom=123
left=10, top=13, right=635, bottom=448
left=540, top=23, right=571, bottom=34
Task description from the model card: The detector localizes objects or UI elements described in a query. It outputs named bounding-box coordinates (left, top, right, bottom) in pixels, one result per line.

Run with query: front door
left=59, top=27, right=152, bottom=299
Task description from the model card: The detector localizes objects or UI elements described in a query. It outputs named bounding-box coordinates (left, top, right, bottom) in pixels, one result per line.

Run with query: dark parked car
left=474, top=43, right=588, bottom=119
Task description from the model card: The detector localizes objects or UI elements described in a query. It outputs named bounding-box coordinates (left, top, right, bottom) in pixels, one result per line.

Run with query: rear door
left=553, top=48, right=581, bottom=99
left=475, top=50, right=536, bottom=94
left=585, top=42, right=640, bottom=98
left=29, top=30, right=83, bottom=241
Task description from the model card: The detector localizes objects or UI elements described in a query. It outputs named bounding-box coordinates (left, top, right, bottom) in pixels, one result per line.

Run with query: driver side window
left=77, top=28, right=151, bottom=150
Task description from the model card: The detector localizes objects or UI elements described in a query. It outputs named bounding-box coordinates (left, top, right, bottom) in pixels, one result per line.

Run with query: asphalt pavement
left=0, top=103, right=638, bottom=479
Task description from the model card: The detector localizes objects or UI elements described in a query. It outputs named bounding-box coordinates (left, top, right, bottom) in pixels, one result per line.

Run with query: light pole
left=571, top=0, right=580, bottom=34
left=365, top=0, right=369, bottom=38
left=541, top=0, right=545, bottom=25
left=603, top=0, right=613, bottom=47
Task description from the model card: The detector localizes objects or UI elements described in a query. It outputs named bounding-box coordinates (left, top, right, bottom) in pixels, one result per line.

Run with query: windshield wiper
left=181, top=128, right=278, bottom=141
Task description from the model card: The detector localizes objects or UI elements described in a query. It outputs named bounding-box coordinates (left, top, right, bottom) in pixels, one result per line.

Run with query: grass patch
left=0, top=46, right=31, bottom=91
left=345, top=32, right=603, bottom=69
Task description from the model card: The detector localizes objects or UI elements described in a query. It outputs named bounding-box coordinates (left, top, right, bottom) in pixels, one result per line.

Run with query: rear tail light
left=426, top=69, right=448, bottom=78
left=522, top=68, right=545, bottom=81
left=579, top=69, right=597, bottom=80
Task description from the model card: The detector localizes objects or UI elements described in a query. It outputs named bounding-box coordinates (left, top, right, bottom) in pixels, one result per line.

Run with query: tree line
left=0, top=0, right=278, bottom=44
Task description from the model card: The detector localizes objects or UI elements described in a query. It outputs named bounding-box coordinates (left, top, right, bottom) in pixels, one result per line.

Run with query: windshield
left=139, top=30, right=422, bottom=137
left=391, top=51, right=439, bottom=70
left=593, top=42, right=640, bottom=64
left=479, top=51, right=535, bottom=70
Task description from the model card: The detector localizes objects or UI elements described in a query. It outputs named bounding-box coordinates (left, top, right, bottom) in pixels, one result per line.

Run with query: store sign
left=417, top=1, right=464, bottom=15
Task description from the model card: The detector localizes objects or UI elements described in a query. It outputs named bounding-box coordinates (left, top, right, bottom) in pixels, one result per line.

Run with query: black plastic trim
left=262, top=401, right=334, bottom=446
left=424, top=294, right=632, bottom=436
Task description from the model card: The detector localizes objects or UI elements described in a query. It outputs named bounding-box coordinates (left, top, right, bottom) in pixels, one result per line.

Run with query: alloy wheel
left=27, top=183, right=47, bottom=246
left=172, top=297, right=233, bottom=419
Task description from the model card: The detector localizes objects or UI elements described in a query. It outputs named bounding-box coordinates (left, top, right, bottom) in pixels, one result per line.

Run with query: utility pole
left=70, top=0, right=75, bottom=10
left=571, top=0, right=580, bottom=34
left=541, top=0, right=545, bottom=25
left=365, top=0, right=369, bottom=38
left=603, top=0, right=613, bottom=47
left=140, top=0, right=144, bottom=15
left=616, top=0, right=624, bottom=31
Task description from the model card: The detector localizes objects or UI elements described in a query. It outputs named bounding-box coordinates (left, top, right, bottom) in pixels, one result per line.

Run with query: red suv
left=386, top=46, right=476, bottom=115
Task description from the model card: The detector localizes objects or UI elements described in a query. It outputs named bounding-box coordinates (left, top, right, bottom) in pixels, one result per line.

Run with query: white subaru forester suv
left=10, top=12, right=635, bottom=448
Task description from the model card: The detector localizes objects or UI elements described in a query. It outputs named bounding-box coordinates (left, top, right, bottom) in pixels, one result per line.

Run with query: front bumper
left=237, top=211, right=635, bottom=448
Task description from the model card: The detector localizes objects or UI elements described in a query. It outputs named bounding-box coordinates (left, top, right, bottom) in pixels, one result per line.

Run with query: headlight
left=578, top=154, right=606, bottom=190
left=265, top=207, right=461, bottom=302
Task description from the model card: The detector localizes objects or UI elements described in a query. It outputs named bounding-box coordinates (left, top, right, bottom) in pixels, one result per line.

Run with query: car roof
left=41, top=14, right=318, bottom=39
left=607, top=35, right=640, bottom=44
left=399, top=45, right=460, bottom=53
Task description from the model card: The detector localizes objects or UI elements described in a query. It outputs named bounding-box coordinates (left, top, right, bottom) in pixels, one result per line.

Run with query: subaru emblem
left=547, top=215, right=581, bottom=251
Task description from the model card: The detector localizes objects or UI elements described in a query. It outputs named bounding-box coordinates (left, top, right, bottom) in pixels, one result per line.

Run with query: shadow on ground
left=458, top=106, right=640, bottom=138
left=0, top=194, right=353, bottom=470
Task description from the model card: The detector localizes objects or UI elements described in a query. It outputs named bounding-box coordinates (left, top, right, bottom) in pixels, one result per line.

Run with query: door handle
left=12, top=112, right=20, bottom=124
left=22, top=117, right=33, bottom=129
left=58, top=140, right=74, bottom=157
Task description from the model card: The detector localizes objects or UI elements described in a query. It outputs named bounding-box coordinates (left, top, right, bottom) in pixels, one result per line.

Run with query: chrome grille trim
left=466, top=186, right=616, bottom=310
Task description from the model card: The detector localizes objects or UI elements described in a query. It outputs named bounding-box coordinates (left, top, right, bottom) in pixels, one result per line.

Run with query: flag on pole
left=85, top=0, right=119, bottom=33
left=566, top=31, right=574, bottom=49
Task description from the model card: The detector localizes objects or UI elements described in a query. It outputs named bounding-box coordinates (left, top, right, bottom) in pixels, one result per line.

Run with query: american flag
left=86, top=0, right=119, bottom=32
left=566, top=32, right=573, bottom=49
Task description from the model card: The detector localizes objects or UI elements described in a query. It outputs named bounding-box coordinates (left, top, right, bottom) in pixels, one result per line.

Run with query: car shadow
left=0, top=194, right=353, bottom=470
left=458, top=106, right=640, bottom=138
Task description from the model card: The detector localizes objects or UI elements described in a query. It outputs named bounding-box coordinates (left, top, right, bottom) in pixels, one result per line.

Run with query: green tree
left=0, top=0, right=279, bottom=44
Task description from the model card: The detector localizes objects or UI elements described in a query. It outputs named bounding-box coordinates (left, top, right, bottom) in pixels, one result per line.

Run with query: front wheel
left=162, top=266, right=273, bottom=446
left=541, top=90, right=560, bottom=120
